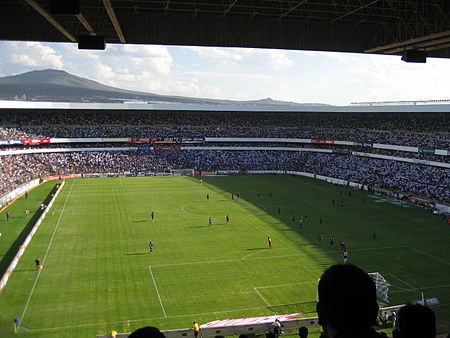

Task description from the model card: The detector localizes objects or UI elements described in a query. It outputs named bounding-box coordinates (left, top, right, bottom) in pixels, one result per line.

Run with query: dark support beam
left=279, top=0, right=308, bottom=19
left=23, top=0, right=76, bottom=42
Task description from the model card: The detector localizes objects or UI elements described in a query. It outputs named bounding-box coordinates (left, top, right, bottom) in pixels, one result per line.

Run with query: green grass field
left=0, top=175, right=449, bottom=338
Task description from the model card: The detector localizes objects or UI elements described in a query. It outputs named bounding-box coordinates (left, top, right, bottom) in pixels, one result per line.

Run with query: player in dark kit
left=372, top=229, right=376, bottom=241
left=209, top=217, right=213, bottom=226
left=148, top=241, right=154, bottom=252
left=206, top=194, right=210, bottom=200
left=226, top=215, right=230, bottom=224
left=35, top=258, right=41, bottom=270
left=151, top=211, right=155, bottom=221
left=277, top=206, right=281, bottom=214
left=329, top=235, right=335, bottom=247
left=5, top=212, right=10, bottom=221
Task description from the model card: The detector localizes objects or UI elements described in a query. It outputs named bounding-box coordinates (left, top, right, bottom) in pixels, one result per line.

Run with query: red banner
left=22, top=138, right=51, bottom=145
left=311, top=139, right=334, bottom=144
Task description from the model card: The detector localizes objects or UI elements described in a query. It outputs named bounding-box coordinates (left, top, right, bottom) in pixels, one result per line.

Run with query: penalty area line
left=18, top=180, right=74, bottom=330
left=407, top=246, right=450, bottom=266
left=148, top=266, right=168, bottom=318
left=253, top=287, right=271, bottom=306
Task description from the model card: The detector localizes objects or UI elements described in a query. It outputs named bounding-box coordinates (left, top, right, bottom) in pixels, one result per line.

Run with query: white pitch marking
left=23, top=305, right=270, bottom=333
left=254, top=281, right=317, bottom=290
left=388, top=273, right=417, bottom=290
left=253, top=287, right=271, bottom=306
left=18, top=181, right=74, bottom=330
left=391, top=283, right=450, bottom=294
left=408, top=246, right=450, bottom=266
left=151, top=246, right=408, bottom=269
left=148, top=266, right=168, bottom=318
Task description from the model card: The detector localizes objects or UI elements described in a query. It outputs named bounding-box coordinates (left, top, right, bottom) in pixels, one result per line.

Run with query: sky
left=1, top=40, right=449, bottom=105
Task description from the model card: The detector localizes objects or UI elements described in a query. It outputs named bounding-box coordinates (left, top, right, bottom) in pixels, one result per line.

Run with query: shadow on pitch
left=245, top=247, right=267, bottom=250
left=124, top=252, right=148, bottom=256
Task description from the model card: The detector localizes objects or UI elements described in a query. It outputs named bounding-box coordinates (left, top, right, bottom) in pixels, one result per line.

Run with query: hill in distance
left=0, top=69, right=330, bottom=106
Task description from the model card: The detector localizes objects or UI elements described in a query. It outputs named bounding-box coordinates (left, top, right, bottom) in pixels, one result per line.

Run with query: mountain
left=0, top=69, right=329, bottom=106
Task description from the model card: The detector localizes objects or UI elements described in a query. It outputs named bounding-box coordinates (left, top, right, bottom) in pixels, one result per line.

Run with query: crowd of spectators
left=0, top=151, right=169, bottom=196
left=1, top=149, right=448, bottom=203
left=0, top=110, right=449, bottom=148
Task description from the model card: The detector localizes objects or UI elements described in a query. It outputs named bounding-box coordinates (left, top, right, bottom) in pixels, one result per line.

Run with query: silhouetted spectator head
left=316, top=264, right=379, bottom=337
left=266, top=332, right=276, bottom=338
left=129, top=326, right=166, bottom=338
left=397, top=304, right=436, bottom=338
left=239, top=334, right=248, bottom=338
left=298, top=326, right=308, bottom=338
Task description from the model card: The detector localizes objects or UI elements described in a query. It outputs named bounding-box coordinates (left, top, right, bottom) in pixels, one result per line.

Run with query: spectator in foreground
left=316, top=264, right=386, bottom=338
left=128, top=326, right=166, bottom=338
left=396, top=303, right=436, bottom=338
left=298, top=326, right=308, bottom=338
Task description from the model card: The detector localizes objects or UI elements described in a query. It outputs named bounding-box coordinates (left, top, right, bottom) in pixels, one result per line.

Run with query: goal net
left=369, top=272, right=391, bottom=305
left=170, top=168, right=195, bottom=176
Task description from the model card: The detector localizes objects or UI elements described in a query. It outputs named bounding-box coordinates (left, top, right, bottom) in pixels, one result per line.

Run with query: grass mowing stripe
left=148, top=266, right=168, bottom=318
left=17, top=180, right=74, bottom=330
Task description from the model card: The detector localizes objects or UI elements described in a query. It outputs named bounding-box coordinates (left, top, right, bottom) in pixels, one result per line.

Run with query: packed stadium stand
left=1, top=107, right=449, bottom=204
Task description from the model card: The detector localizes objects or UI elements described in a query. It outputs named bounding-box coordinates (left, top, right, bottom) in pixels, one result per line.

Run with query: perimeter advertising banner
left=201, top=313, right=302, bottom=328
left=311, top=139, right=334, bottom=144
left=355, top=142, right=373, bottom=148
left=0, top=139, right=22, bottom=145
left=155, top=137, right=180, bottom=143
left=181, top=137, right=205, bottom=143
left=22, top=138, right=50, bottom=145
left=418, top=148, right=435, bottom=154
left=131, top=137, right=158, bottom=143
left=154, top=146, right=180, bottom=150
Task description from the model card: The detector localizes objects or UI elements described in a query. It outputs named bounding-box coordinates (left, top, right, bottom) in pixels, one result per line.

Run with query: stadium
left=1, top=0, right=450, bottom=337
left=0, top=100, right=449, bottom=338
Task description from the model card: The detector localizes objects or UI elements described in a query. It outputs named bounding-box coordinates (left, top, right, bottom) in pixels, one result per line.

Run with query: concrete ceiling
left=1, top=0, right=450, bottom=58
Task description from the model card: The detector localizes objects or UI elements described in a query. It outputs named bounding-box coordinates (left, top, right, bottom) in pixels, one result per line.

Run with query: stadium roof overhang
left=1, top=0, right=450, bottom=59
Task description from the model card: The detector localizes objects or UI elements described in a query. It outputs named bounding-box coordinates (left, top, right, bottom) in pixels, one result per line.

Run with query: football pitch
left=0, top=175, right=449, bottom=337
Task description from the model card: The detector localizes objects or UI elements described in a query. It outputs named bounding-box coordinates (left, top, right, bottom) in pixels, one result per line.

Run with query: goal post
left=369, top=272, right=391, bottom=305
left=170, top=168, right=195, bottom=176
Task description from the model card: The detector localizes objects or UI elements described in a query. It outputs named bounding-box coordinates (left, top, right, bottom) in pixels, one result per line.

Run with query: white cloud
left=2, top=41, right=63, bottom=71
left=189, top=46, right=295, bottom=70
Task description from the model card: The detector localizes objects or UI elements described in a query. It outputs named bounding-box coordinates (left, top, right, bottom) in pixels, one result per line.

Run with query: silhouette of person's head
left=298, top=326, right=308, bottom=338
left=316, top=264, right=379, bottom=337
left=129, top=326, right=166, bottom=338
left=398, top=304, right=436, bottom=338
